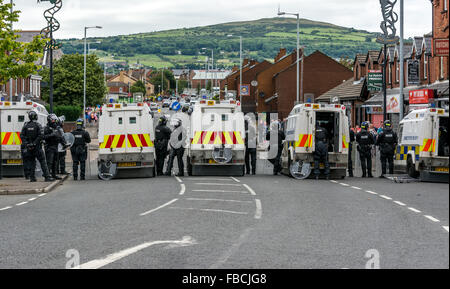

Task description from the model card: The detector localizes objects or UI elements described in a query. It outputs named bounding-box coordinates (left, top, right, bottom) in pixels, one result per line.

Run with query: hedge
left=45, top=105, right=83, bottom=122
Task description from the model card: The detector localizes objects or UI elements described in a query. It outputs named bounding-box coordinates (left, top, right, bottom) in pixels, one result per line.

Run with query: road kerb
left=0, top=175, right=68, bottom=196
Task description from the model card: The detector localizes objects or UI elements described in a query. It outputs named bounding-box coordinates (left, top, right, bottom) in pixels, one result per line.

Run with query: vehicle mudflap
left=0, top=164, right=25, bottom=177
left=115, top=167, right=155, bottom=179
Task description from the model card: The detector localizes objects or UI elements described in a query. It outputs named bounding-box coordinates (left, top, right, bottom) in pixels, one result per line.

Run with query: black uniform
left=266, top=128, right=285, bottom=175
left=58, top=124, right=67, bottom=174
left=356, top=129, right=375, bottom=177
left=20, top=121, right=32, bottom=179
left=70, top=128, right=91, bottom=180
left=348, top=129, right=355, bottom=177
left=377, top=128, right=398, bottom=175
left=44, top=124, right=63, bottom=178
left=154, top=123, right=172, bottom=176
left=245, top=121, right=257, bottom=175
left=20, top=121, right=51, bottom=181
left=314, top=125, right=330, bottom=178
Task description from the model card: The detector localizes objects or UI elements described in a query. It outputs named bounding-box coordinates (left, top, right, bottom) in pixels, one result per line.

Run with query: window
left=424, top=56, right=428, bottom=79
left=396, top=64, right=399, bottom=83
left=18, top=115, right=25, bottom=122
left=7, top=115, right=11, bottom=122
left=388, top=64, right=392, bottom=84
left=129, top=117, right=137, bottom=124
left=221, top=114, right=228, bottom=121
left=118, top=117, right=123, bottom=125
left=444, top=0, right=448, bottom=11
left=119, top=87, right=123, bottom=93
left=440, top=57, right=444, bottom=79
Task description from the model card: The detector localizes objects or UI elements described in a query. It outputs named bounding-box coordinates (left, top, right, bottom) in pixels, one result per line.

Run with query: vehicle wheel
left=187, top=157, right=193, bottom=176
left=407, top=156, right=419, bottom=178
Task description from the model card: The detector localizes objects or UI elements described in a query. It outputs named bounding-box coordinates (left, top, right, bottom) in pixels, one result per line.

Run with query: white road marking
left=210, top=228, right=253, bottom=269
left=175, top=176, right=182, bottom=183
left=0, top=206, right=12, bottom=211
left=424, top=215, right=440, bottom=223
left=16, top=202, right=28, bottom=206
left=186, top=198, right=252, bottom=203
left=184, top=178, right=235, bottom=181
left=179, top=184, right=186, bottom=195
left=38, top=193, right=47, bottom=197
left=393, top=201, right=406, bottom=206
left=74, top=236, right=196, bottom=269
left=230, top=177, right=241, bottom=183
left=330, top=180, right=338, bottom=183
left=195, top=183, right=242, bottom=187
left=254, top=199, right=262, bottom=219
left=243, top=184, right=256, bottom=196
left=380, top=195, right=392, bottom=200
left=351, top=186, right=362, bottom=190
left=340, top=183, right=350, bottom=187
left=365, top=190, right=378, bottom=195
left=140, top=199, right=178, bottom=216
left=192, top=189, right=247, bottom=193
left=169, top=207, right=248, bottom=215
left=408, top=207, right=421, bottom=213
left=28, top=198, right=37, bottom=201
left=443, top=226, right=449, bottom=232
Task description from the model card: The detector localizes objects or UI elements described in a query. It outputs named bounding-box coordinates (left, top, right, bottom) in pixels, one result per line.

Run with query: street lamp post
left=9, top=0, right=13, bottom=101
left=227, top=35, right=242, bottom=100
left=278, top=8, right=301, bottom=103
left=84, top=26, right=102, bottom=120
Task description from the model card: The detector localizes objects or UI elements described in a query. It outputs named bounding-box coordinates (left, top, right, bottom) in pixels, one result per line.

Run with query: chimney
left=274, top=48, right=287, bottom=63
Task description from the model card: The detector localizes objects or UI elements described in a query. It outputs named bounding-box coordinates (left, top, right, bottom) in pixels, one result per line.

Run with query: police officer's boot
left=44, top=176, right=55, bottom=182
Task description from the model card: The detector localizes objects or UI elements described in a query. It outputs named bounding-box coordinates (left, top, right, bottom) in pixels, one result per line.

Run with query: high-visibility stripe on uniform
left=1, top=132, right=22, bottom=145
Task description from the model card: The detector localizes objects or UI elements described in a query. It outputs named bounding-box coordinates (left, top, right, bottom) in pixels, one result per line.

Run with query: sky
left=12, top=0, right=433, bottom=39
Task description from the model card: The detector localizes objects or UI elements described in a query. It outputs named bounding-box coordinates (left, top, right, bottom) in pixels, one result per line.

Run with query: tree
left=149, top=69, right=175, bottom=93
left=338, top=56, right=353, bottom=71
left=0, top=0, right=47, bottom=84
left=131, top=80, right=146, bottom=95
left=39, top=54, right=106, bottom=107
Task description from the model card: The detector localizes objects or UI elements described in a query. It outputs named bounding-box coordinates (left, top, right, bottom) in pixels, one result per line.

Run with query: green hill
left=60, top=17, right=382, bottom=69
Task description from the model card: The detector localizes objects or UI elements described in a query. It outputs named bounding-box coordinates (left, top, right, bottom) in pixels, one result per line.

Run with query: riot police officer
left=377, top=120, right=398, bottom=177
left=20, top=111, right=53, bottom=182
left=20, top=119, right=31, bottom=179
left=348, top=129, right=355, bottom=177
left=314, top=122, right=330, bottom=180
left=245, top=117, right=257, bottom=175
left=356, top=122, right=375, bottom=178
left=266, top=121, right=285, bottom=175
left=70, top=119, right=91, bottom=180
left=155, top=115, right=171, bottom=176
left=165, top=118, right=187, bottom=177
left=57, top=116, right=68, bottom=174
left=44, top=114, right=63, bottom=180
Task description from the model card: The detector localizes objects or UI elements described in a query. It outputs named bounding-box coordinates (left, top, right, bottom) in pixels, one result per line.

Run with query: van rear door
left=99, top=110, right=126, bottom=154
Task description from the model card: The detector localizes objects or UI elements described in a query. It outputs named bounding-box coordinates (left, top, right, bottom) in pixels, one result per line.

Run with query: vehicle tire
left=407, top=156, right=419, bottom=178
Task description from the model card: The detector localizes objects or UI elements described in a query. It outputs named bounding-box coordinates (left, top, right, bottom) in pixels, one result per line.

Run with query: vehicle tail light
left=107, top=104, right=113, bottom=108
left=26, top=101, right=32, bottom=105
left=200, top=100, right=206, bottom=104
left=137, top=103, right=143, bottom=107
left=305, top=104, right=311, bottom=107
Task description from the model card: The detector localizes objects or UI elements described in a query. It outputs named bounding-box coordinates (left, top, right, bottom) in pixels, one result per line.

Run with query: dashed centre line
left=408, top=207, right=421, bottom=213
left=443, top=226, right=449, bottom=232
left=424, top=215, right=440, bottom=223
left=394, top=201, right=406, bottom=206
left=380, top=195, right=392, bottom=200
left=0, top=206, right=12, bottom=211
left=350, top=186, right=362, bottom=190
left=366, top=190, right=378, bottom=195
left=16, top=202, right=28, bottom=206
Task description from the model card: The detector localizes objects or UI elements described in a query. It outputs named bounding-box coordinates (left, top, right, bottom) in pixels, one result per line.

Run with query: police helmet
left=384, top=120, right=392, bottom=128
left=159, top=115, right=168, bottom=125
left=361, top=122, right=369, bottom=130
left=48, top=114, right=58, bottom=125
left=76, top=118, right=84, bottom=129
left=182, top=105, right=189, bottom=113
left=28, top=110, right=38, bottom=121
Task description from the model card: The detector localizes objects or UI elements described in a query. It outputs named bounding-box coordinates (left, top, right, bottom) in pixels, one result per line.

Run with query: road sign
left=368, top=70, right=383, bottom=92
left=434, top=39, right=449, bottom=57
left=171, top=101, right=181, bottom=111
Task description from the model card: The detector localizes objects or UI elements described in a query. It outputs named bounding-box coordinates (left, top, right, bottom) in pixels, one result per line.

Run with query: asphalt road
left=0, top=172, right=448, bottom=269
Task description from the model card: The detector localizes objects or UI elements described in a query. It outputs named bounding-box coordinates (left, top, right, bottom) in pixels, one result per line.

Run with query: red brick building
left=275, top=51, right=353, bottom=120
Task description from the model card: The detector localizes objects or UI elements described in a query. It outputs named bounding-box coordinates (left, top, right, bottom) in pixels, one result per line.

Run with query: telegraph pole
left=399, top=0, right=404, bottom=119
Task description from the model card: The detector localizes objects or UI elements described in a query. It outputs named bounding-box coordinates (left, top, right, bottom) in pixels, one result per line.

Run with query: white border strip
left=140, top=199, right=178, bottom=216
left=254, top=199, right=262, bottom=219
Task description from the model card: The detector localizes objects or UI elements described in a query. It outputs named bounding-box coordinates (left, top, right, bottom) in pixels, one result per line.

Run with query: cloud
left=13, top=0, right=432, bottom=39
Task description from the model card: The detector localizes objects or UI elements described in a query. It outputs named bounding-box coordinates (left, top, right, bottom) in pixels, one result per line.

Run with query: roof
left=422, top=36, right=433, bottom=55
left=355, top=54, right=366, bottom=65
left=316, top=77, right=366, bottom=101
left=172, top=69, right=190, bottom=76
left=395, top=43, right=413, bottom=60
left=192, top=70, right=231, bottom=80
left=413, top=37, right=424, bottom=56
left=16, top=30, right=63, bottom=66
left=366, top=50, right=381, bottom=63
